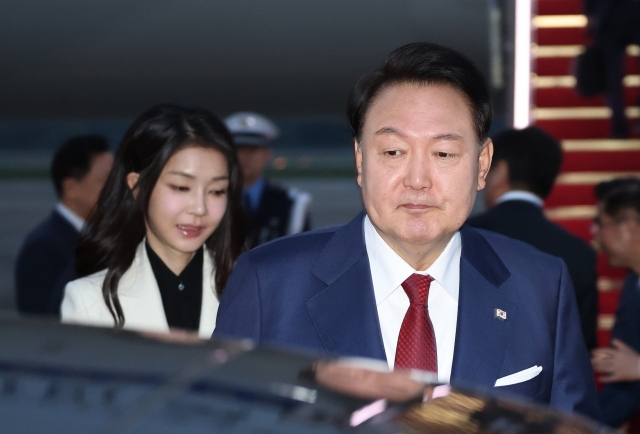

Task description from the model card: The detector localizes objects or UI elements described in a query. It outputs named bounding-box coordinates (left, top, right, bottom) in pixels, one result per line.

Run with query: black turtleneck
left=145, top=242, right=203, bottom=331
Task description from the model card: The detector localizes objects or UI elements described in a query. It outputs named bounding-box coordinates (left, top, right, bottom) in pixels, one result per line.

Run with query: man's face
left=355, top=83, right=492, bottom=265
left=237, top=146, right=272, bottom=188
left=593, top=204, right=640, bottom=268
left=64, top=151, right=114, bottom=220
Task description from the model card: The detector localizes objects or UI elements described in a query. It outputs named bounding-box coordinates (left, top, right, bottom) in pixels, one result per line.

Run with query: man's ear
left=354, top=139, right=363, bottom=187
left=61, top=177, right=79, bottom=200
left=477, top=138, right=494, bottom=191
left=126, top=172, right=140, bottom=199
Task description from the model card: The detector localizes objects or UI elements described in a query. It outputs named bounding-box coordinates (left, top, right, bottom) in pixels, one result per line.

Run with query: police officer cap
left=224, top=112, right=280, bottom=147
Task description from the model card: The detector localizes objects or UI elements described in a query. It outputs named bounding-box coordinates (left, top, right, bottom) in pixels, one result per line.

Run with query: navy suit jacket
left=467, top=200, right=599, bottom=350
left=15, top=210, right=79, bottom=315
left=598, top=273, right=640, bottom=427
left=215, top=212, right=600, bottom=419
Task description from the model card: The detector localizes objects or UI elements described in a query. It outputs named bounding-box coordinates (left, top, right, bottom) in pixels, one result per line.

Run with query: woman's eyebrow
left=167, top=170, right=195, bottom=179
left=167, top=171, right=229, bottom=181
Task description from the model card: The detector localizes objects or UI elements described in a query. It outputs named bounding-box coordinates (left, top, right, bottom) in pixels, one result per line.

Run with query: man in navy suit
left=15, top=136, right=113, bottom=315
left=215, top=42, right=600, bottom=419
left=591, top=179, right=640, bottom=427
left=467, top=126, right=598, bottom=351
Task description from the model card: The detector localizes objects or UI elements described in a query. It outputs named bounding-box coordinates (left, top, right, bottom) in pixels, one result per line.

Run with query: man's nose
left=403, top=154, right=432, bottom=190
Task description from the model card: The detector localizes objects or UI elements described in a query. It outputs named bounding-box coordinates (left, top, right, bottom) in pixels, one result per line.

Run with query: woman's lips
left=177, top=224, right=205, bottom=238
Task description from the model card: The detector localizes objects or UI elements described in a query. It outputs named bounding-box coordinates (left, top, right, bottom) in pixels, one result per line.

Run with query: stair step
left=536, top=27, right=586, bottom=45
left=561, top=150, right=640, bottom=172
left=536, top=56, right=640, bottom=76
left=546, top=185, right=597, bottom=207
left=562, top=139, right=640, bottom=151
left=537, top=0, right=583, bottom=15
left=532, top=74, right=640, bottom=89
left=536, top=118, right=640, bottom=139
left=534, top=106, right=640, bottom=120
left=546, top=168, right=640, bottom=206
left=533, top=44, right=640, bottom=58
left=556, top=171, right=640, bottom=185
left=535, top=88, right=640, bottom=108
left=598, top=278, right=626, bottom=293
left=599, top=294, right=621, bottom=316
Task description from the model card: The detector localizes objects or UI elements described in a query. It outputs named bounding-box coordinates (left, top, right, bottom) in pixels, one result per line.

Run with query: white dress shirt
left=495, top=190, right=544, bottom=207
left=55, top=202, right=85, bottom=232
left=363, top=215, right=461, bottom=383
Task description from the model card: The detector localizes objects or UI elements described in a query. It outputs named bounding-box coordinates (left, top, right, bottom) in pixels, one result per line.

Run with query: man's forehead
left=361, top=83, right=476, bottom=137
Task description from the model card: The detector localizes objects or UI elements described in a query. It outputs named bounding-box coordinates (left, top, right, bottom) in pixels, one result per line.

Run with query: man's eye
left=385, top=150, right=402, bottom=157
left=437, top=152, right=454, bottom=158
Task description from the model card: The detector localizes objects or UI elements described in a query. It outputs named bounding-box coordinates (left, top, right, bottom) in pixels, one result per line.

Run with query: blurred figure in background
left=591, top=178, right=640, bottom=428
left=585, top=0, right=640, bottom=138
left=224, top=112, right=311, bottom=248
left=467, top=127, right=598, bottom=350
left=61, top=104, right=245, bottom=337
left=15, top=135, right=113, bottom=315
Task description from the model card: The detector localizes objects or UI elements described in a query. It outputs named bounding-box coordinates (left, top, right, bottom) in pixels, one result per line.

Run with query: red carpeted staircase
left=533, top=0, right=640, bottom=350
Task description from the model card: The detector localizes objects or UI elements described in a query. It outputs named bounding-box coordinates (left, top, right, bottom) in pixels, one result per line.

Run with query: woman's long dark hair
left=76, top=104, right=245, bottom=327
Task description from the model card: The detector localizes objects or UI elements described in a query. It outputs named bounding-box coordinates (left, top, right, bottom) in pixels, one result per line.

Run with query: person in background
left=215, top=42, right=600, bottom=419
left=585, top=0, right=640, bottom=138
left=224, top=112, right=311, bottom=248
left=15, top=135, right=113, bottom=315
left=467, top=126, right=598, bottom=351
left=61, top=104, right=245, bottom=338
left=591, top=178, right=640, bottom=428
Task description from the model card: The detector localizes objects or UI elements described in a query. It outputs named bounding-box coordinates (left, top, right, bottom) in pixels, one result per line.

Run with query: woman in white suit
left=61, top=104, right=245, bottom=338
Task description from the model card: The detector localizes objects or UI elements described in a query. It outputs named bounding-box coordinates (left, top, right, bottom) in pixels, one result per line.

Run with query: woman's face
left=143, top=145, right=229, bottom=267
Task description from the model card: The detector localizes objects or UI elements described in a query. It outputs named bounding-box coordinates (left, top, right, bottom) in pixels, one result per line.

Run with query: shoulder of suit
left=468, top=226, right=564, bottom=266
left=67, top=268, right=109, bottom=292
left=245, top=224, right=340, bottom=262
left=544, top=220, right=596, bottom=256
left=19, top=213, right=77, bottom=255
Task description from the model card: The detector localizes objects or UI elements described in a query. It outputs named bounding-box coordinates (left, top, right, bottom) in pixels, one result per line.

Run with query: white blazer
left=61, top=241, right=219, bottom=338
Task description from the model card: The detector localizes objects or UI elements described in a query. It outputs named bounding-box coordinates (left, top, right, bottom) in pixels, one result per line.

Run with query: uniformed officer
left=224, top=112, right=312, bottom=248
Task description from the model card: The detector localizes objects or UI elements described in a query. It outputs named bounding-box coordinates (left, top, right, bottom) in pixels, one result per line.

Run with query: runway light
left=513, top=0, right=532, bottom=128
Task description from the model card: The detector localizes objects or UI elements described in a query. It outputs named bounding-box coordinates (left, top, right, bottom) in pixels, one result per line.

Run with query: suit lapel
left=451, top=225, right=517, bottom=389
left=306, top=212, right=386, bottom=361
left=198, top=249, right=219, bottom=338
left=118, top=242, right=170, bottom=333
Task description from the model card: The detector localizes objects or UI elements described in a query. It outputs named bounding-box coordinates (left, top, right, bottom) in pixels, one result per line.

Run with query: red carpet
left=534, top=0, right=640, bottom=349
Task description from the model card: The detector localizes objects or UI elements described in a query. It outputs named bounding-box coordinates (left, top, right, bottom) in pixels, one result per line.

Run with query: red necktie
left=394, top=273, right=438, bottom=373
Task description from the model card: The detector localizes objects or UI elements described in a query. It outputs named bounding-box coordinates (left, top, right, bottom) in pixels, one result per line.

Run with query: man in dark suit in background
left=15, top=136, right=113, bottom=315
left=224, top=112, right=312, bottom=248
left=216, top=43, right=600, bottom=419
left=591, top=178, right=640, bottom=428
left=584, top=0, right=640, bottom=138
left=467, top=127, right=598, bottom=350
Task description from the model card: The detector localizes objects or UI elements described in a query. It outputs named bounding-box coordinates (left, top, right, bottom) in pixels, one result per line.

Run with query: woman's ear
left=126, top=172, right=140, bottom=199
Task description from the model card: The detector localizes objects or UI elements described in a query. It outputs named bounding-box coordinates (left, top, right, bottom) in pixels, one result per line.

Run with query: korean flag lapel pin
left=494, top=308, right=507, bottom=321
